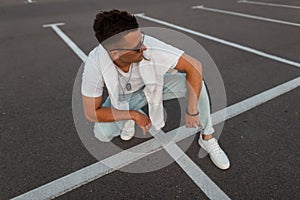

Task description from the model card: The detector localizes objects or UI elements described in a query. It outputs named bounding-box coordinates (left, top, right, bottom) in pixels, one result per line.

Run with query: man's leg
left=162, top=73, right=214, bottom=135
left=93, top=97, right=124, bottom=142
left=94, top=120, right=124, bottom=142
left=196, top=83, right=230, bottom=170
left=93, top=90, right=148, bottom=142
left=163, top=73, right=230, bottom=170
left=196, top=78, right=215, bottom=137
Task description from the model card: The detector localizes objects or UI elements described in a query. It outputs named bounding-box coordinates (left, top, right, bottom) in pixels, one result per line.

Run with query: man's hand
left=184, top=113, right=201, bottom=128
left=130, top=110, right=152, bottom=135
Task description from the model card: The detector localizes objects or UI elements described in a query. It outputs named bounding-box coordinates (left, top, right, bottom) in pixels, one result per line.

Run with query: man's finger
left=142, top=126, right=147, bottom=135
left=185, top=122, right=188, bottom=128
left=146, top=124, right=151, bottom=129
left=197, top=121, right=201, bottom=127
left=187, top=122, right=191, bottom=128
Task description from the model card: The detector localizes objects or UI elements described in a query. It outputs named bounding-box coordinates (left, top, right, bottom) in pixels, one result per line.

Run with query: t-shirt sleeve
left=145, top=36, right=185, bottom=72
left=81, top=51, right=104, bottom=98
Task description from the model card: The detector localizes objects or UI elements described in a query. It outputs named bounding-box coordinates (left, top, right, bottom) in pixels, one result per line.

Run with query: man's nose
left=141, top=44, right=147, bottom=51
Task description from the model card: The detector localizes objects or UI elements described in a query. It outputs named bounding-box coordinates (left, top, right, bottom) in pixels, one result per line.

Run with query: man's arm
left=175, top=53, right=203, bottom=128
left=82, top=95, right=151, bottom=133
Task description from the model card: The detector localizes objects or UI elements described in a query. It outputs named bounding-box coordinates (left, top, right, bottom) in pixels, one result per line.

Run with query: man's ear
left=108, top=50, right=119, bottom=61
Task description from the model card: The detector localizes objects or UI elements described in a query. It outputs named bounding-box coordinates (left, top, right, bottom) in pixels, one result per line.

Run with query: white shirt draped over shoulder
left=81, top=35, right=184, bottom=129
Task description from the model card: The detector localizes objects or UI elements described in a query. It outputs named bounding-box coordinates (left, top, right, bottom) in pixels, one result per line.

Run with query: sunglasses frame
left=110, top=32, right=145, bottom=52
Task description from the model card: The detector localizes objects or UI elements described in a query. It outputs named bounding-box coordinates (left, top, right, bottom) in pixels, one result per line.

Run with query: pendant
left=126, top=83, right=132, bottom=91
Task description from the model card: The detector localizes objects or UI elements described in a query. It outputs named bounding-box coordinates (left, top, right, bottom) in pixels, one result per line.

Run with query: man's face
left=109, top=30, right=147, bottom=63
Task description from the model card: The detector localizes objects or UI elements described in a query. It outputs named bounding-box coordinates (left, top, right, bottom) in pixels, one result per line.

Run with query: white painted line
left=12, top=139, right=162, bottom=200
left=15, top=23, right=230, bottom=200
left=237, top=0, right=300, bottom=10
left=42, top=23, right=87, bottom=62
left=167, top=78, right=300, bottom=142
left=135, top=13, right=300, bottom=69
left=192, top=5, right=300, bottom=27
left=25, top=0, right=36, bottom=3
left=42, top=22, right=65, bottom=28
left=214, top=77, right=300, bottom=123
left=13, top=74, right=300, bottom=199
left=13, top=21, right=300, bottom=199
left=150, top=129, right=230, bottom=200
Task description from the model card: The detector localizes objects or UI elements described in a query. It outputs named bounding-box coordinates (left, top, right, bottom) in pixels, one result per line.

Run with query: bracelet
left=186, top=109, right=199, bottom=116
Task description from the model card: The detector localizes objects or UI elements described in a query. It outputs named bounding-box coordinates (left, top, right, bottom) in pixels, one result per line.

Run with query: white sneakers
left=198, top=134, right=230, bottom=170
left=120, top=120, right=135, bottom=141
left=120, top=122, right=230, bottom=170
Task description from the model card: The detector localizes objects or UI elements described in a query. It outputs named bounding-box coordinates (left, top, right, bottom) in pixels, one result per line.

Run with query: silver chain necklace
left=116, top=63, right=133, bottom=96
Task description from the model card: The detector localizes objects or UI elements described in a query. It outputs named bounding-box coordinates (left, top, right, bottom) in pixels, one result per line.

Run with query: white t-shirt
left=114, top=64, right=144, bottom=95
left=81, top=35, right=184, bottom=97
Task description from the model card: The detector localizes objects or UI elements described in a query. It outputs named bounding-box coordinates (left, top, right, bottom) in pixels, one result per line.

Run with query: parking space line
left=217, top=77, right=300, bottom=121
left=25, top=0, right=36, bottom=3
left=237, top=0, right=300, bottom=10
left=13, top=123, right=232, bottom=200
left=135, top=13, right=300, bottom=68
left=13, top=69, right=300, bottom=199
left=43, top=23, right=87, bottom=61
left=39, top=23, right=230, bottom=200
left=192, top=5, right=300, bottom=27
left=150, top=129, right=230, bottom=200
left=13, top=22, right=299, bottom=200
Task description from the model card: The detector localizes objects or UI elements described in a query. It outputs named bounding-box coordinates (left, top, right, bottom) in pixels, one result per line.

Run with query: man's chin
left=135, top=55, right=144, bottom=62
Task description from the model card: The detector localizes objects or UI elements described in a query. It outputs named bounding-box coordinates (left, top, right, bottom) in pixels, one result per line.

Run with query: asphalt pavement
left=1, top=0, right=299, bottom=199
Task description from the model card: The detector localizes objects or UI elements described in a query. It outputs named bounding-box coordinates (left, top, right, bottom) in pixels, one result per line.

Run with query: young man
left=81, top=10, right=230, bottom=170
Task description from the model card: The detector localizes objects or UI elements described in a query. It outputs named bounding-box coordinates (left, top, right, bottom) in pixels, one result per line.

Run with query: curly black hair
left=93, top=9, right=139, bottom=44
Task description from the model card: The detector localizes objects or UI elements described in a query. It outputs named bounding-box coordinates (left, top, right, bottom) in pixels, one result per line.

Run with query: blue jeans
left=94, top=73, right=214, bottom=142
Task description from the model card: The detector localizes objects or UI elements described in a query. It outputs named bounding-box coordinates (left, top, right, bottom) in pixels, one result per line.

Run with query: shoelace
left=209, top=139, right=222, bottom=155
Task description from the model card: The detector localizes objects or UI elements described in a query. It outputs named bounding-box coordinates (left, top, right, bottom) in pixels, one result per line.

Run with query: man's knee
left=93, top=122, right=120, bottom=142
left=163, top=73, right=187, bottom=99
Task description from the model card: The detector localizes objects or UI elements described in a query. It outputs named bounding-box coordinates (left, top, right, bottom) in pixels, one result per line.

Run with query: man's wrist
left=186, top=109, right=199, bottom=116
left=129, top=110, right=137, bottom=121
left=186, top=105, right=198, bottom=114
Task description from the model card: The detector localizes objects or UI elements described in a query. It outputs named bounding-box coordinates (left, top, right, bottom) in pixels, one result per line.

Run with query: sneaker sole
left=198, top=139, right=230, bottom=170
left=210, top=156, right=230, bottom=170
left=120, top=135, right=134, bottom=141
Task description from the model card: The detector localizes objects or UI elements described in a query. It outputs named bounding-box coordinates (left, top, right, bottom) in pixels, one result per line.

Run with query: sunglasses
left=110, top=32, right=145, bottom=52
